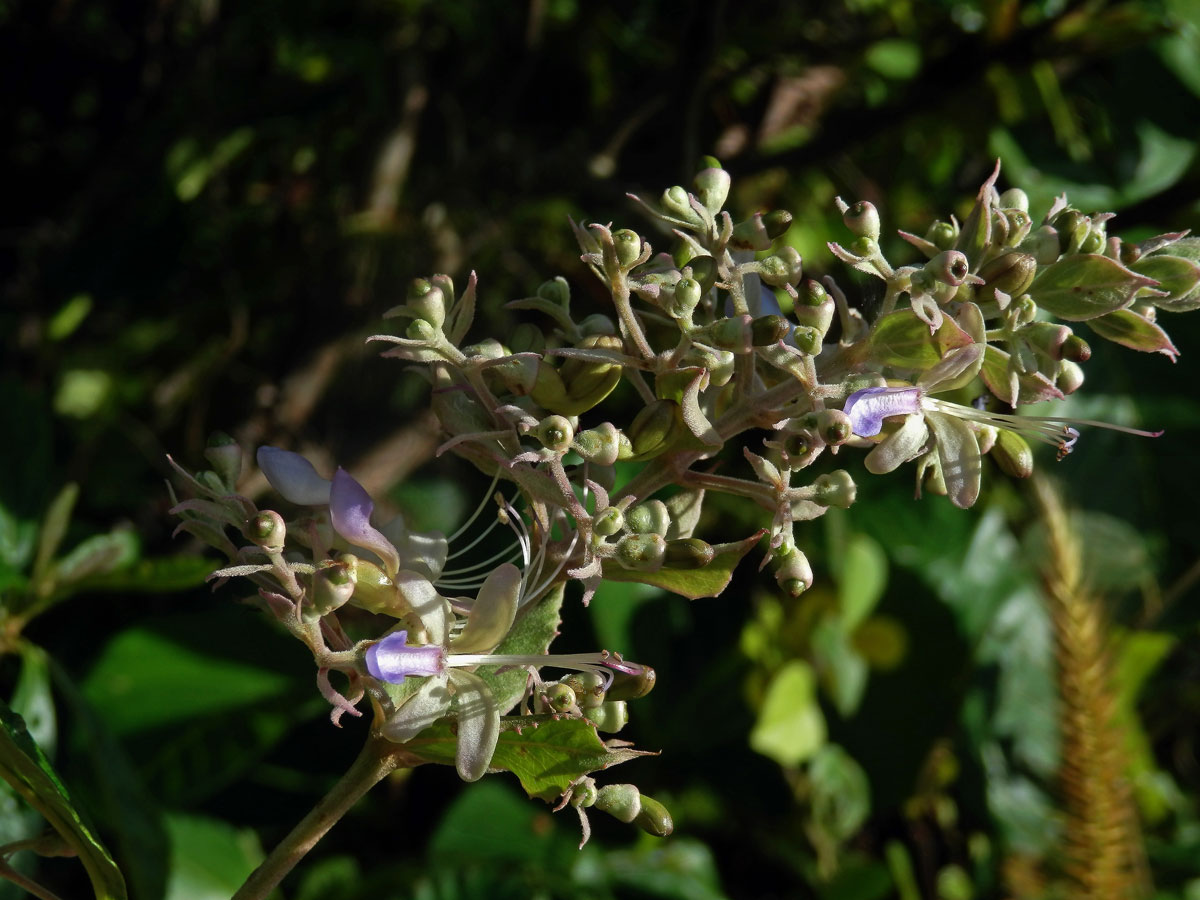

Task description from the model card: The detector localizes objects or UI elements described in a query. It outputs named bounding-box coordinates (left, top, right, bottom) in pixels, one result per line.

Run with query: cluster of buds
left=170, top=158, right=1197, bottom=840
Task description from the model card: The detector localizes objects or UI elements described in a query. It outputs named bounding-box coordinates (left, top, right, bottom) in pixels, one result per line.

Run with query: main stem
left=232, top=733, right=415, bottom=900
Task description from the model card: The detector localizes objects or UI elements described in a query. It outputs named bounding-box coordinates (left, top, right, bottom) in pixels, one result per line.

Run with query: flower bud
left=796, top=278, right=829, bottom=307
left=751, top=315, right=790, bottom=345
left=731, top=210, right=794, bottom=250
left=612, top=229, right=643, bottom=268
left=204, top=432, right=243, bottom=490
left=573, top=422, right=623, bottom=466
left=990, top=430, right=1033, bottom=479
left=627, top=400, right=680, bottom=459
left=406, top=278, right=446, bottom=330
left=685, top=255, right=718, bottom=294
left=927, top=250, right=971, bottom=287
left=1057, top=359, right=1084, bottom=394
left=406, top=318, right=437, bottom=342
left=663, top=538, right=715, bottom=569
left=693, top=165, right=731, bottom=214
left=813, top=469, right=857, bottom=508
left=578, top=313, right=617, bottom=336
left=563, top=671, right=607, bottom=708
left=589, top=700, right=628, bottom=733
left=1023, top=225, right=1061, bottom=266
left=774, top=547, right=813, bottom=597
left=792, top=326, right=823, bottom=356
left=627, top=500, right=670, bottom=536
left=815, top=409, right=853, bottom=445
left=537, top=276, right=570, bottom=307
left=926, top=220, right=958, bottom=250
left=570, top=777, right=599, bottom=808
left=669, top=277, right=703, bottom=319
left=1079, top=228, right=1105, bottom=255
left=595, top=784, right=641, bottom=823
left=706, top=316, right=753, bottom=353
left=1015, top=295, right=1038, bottom=326
left=532, top=415, right=571, bottom=453
left=593, top=505, right=625, bottom=536
left=1052, top=209, right=1091, bottom=254
left=1000, top=208, right=1032, bottom=247
left=843, top=200, right=881, bottom=240
left=977, top=251, right=1036, bottom=296
left=606, top=663, right=656, bottom=700
left=661, top=185, right=704, bottom=226
left=849, top=236, right=878, bottom=260
left=308, top=556, right=358, bottom=621
left=615, top=533, right=667, bottom=572
left=634, top=795, right=674, bottom=837
left=509, top=322, right=546, bottom=354
left=541, top=682, right=580, bottom=715
left=1062, top=334, right=1090, bottom=362
left=757, top=247, right=803, bottom=287
left=248, top=510, right=286, bottom=552
left=998, top=187, right=1029, bottom=212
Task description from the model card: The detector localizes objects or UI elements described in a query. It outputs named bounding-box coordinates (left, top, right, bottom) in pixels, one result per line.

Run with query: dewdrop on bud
left=536, top=415, right=574, bottom=453
left=615, top=533, right=667, bottom=572
left=248, top=510, right=286, bottom=552
left=775, top=547, right=813, bottom=597
left=843, top=200, right=881, bottom=241
left=694, top=163, right=731, bottom=214
left=406, top=278, right=446, bottom=330
left=612, top=229, right=643, bottom=268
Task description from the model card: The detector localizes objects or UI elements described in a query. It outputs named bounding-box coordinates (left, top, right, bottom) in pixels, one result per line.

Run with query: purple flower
left=843, top=386, right=922, bottom=437
left=330, top=468, right=401, bottom=576
left=365, top=630, right=446, bottom=683
left=256, top=446, right=331, bottom=505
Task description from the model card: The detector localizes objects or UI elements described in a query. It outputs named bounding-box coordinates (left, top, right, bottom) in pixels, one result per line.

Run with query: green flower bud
left=843, top=200, right=881, bottom=240
left=661, top=185, right=704, bottom=226
left=1015, top=295, right=1038, bottom=326
left=751, top=315, right=790, bottom=345
left=627, top=500, right=670, bottom=536
left=693, top=165, right=731, bottom=214
left=731, top=210, right=794, bottom=250
left=627, top=400, right=680, bottom=459
left=406, top=279, right=446, bottom=330
left=613, top=229, right=643, bottom=268
left=849, top=236, right=878, bottom=260
left=774, top=547, right=813, bottom=597
left=926, top=220, right=958, bottom=250
left=1023, top=225, right=1062, bottom=266
left=536, top=415, right=574, bottom=452
left=998, top=187, right=1029, bottom=212
left=563, top=671, right=607, bottom=708
left=537, top=276, right=570, bottom=307
left=509, top=322, right=546, bottom=354
left=1000, top=208, right=1032, bottom=248
left=406, top=318, right=437, bottom=342
left=1062, top=334, right=1090, bottom=362
left=990, top=430, right=1033, bottom=479
left=706, top=316, right=752, bottom=353
left=570, top=777, right=598, bottom=808
left=664, top=538, right=715, bottom=569
left=606, top=663, right=656, bottom=701
left=1079, top=228, right=1105, bottom=255
left=1057, top=359, right=1084, bottom=394
left=815, top=409, right=853, bottom=445
left=308, top=556, right=358, bottom=621
left=248, top=510, right=286, bottom=552
left=589, top=700, right=628, bottom=733
left=204, top=432, right=243, bottom=490
left=1052, top=209, right=1090, bottom=254
left=796, top=278, right=828, bottom=307
left=686, top=255, right=718, bottom=294
left=634, top=795, right=674, bottom=837
left=615, top=533, right=667, bottom=571
left=813, top=469, right=857, bottom=508
left=792, top=326, right=823, bottom=356
left=593, top=505, right=625, bottom=536
left=573, top=422, right=623, bottom=466
left=757, top=247, right=803, bottom=288
left=670, top=277, right=703, bottom=319
left=541, top=682, right=580, bottom=715
left=595, top=784, right=642, bottom=823
left=578, top=313, right=617, bottom=336
left=977, top=251, right=1036, bottom=296
left=927, top=250, right=971, bottom=287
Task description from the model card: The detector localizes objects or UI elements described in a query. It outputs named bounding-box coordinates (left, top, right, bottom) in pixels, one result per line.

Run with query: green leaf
left=979, top=345, right=1063, bottom=406
left=52, top=529, right=140, bottom=592
left=163, top=813, right=262, bottom=900
left=809, top=744, right=871, bottom=844
left=869, top=309, right=972, bottom=369
left=70, top=555, right=216, bottom=594
left=601, top=530, right=763, bottom=600
left=405, top=716, right=653, bottom=801
left=11, top=645, right=56, bottom=757
left=1028, top=253, right=1157, bottom=321
left=750, top=660, right=826, bottom=767
left=1132, top=252, right=1200, bottom=312
left=31, top=482, right=79, bottom=590
left=0, top=499, right=36, bottom=573
left=838, top=533, right=888, bottom=630
left=812, top=618, right=869, bottom=717
left=0, top=700, right=127, bottom=899
left=1086, top=307, right=1180, bottom=360
left=429, top=779, right=563, bottom=862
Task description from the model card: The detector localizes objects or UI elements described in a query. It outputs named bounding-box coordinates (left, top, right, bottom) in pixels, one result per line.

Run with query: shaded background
left=4, top=0, right=1200, bottom=897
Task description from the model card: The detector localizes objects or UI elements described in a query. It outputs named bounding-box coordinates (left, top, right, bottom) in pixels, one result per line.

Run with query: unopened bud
left=751, top=314, right=790, bottom=345
left=686, top=255, right=718, bottom=294
left=757, top=247, right=803, bottom=287
left=615, top=533, right=667, bottom=572
left=593, top=505, right=625, bottom=536
left=627, top=399, right=680, bottom=459
left=978, top=251, right=1036, bottom=296
left=694, top=165, right=731, bottom=214
left=1015, top=295, right=1038, bottom=326
left=815, top=409, right=853, bottom=445
left=926, top=220, right=958, bottom=250
left=248, top=511, right=286, bottom=552
left=570, top=777, right=598, bottom=808
left=541, top=682, right=580, bottom=715
left=308, top=556, right=358, bottom=621
left=813, top=469, right=857, bottom=508
left=774, top=548, right=813, bottom=597
left=664, top=538, right=715, bottom=569
left=843, top=200, right=881, bottom=240
left=1023, top=225, right=1061, bottom=266
left=509, top=322, right=546, bottom=354
left=731, top=210, right=794, bottom=250
left=595, top=784, right=641, bottom=823
left=573, top=422, right=623, bottom=466
left=627, top=500, right=670, bottom=536
left=1062, top=334, right=1090, bottom=362
left=849, top=236, right=878, bottom=260
left=612, top=229, right=643, bottom=268
left=589, top=700, right=628, bottom=733
left=204, top=432, right=243, bottom=489
left=998, top=187, right=1029, bottom=212
left=537, top=276, right=570, bottom=307
left=991, top=430, right=1033, bottom=479
left=1079, top=228, right=1105, bottom=255
left=407, top=278, right=446, bottom=329
left=661, top=185, right=704, bottom=226
left=606, top=663, right=656, bottom=700
left=634, top=795, right=674, bottom=837
left=535, top=415, right=574, bottom=453
left=670, top=277, right=703, bottom=319
left=1057, top=359, right=1085, bottom=394
left=406, top=318, right=437, bottom=342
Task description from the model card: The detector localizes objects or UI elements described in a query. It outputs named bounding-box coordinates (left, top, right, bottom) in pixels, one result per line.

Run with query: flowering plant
left=167, top=158, right=1198, bottom=897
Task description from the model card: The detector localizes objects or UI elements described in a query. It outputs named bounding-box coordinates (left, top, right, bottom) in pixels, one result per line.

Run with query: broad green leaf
left=405, top=716, right=653, bottom=801
left=838, top=533, right=888, bottom=630
left=812, top=619, right=869, bottom=717
left=601, top=530, right=763, bottom=600
left=809, top=744, right=871, bottom=844
left=11, top=645, right=56, bottom=757
left=1132, top=252, right=1200, bottom=312
left=0, top=700, right=127, bottom=900
left=750, top=660, right=826, bottom=767
left=69, top=555, right=215, bottom=593
left=869, top=309, right=972, bottom=369
left=82, top=627, right=293, bottom=736
left=1086, top=307, right=1180, bottom=359
left=163, top=813, right=262, bottom=900
left=52, top=529, right=140, bottom=591
left=429, top=779, right=562, bottom=862
left=1028, top=253, right=1157, bottom=321
left=574, top=838, right=726, bottom=900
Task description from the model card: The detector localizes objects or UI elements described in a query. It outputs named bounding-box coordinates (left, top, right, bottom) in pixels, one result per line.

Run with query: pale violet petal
left=394, top=570, right=449, bottom=645
left=378, top=515, right=449, bottom=581
left=256, top=446, right=331, bottom=506
left=365, top=630, right=445, bottom=683
left=448, top=669, right=500, bottom=782
left=380, top=674, right=452, bottom=743
left=448, top=563, right=520, bottom=654
left=330, top=468, right=401, bottom=576
left=844, top=386, right=922, bottom=437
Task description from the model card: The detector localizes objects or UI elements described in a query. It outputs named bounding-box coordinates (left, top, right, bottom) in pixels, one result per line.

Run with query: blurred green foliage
left=3, top=0, right=1200, bottom=897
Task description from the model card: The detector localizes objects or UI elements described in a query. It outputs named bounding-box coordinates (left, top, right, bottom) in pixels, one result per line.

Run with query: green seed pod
left=796, top=278, right=829, bottom=307
left=693, top=165, right=731, bottom=214
left=978, top=251, right=1036, bottom=296
left=595, top=784, right=641, bottom=823
left=248, top=510, right=286, bottom=552
left=593, top=505, right=625, bottom=536
left=670, top=277, right=703, bottom=319
left=634, top=795, right=674, bottom=837
left=626, top=400, right=680, bottom=459
left=843, top=200, right=880, bottom=240
left=686, top=255, right=718, bottom=294
left=927, top=250, right=971, bottom=287
left=606, top=664, right=656, bottom=701
left=815, top=409, right=853, bottom=445
left=615, top=533, right=667, bottom=572
left=536, top=415, right=574, bottom=452
left=664, top=538, right=715, bottom=569
left=774, top=547, right=813, bottom=597
left=204, top=432, right=243, bottom=490
left=589, top=700, right=628, bottom=733
left=407, top=279, right=446, bottom=330
left=926, top=220, right=958, bottom=251
left=406, top=318, right=437, bottom=342
left=627, top=500, right=671, bottom=536
left=612, top=229, right=643, bottom=268
left=563, top=671, right=607, bottom=708
left=813, top=469, right=857, bottom=508
left=991, top=430, right=1033, bottom=479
